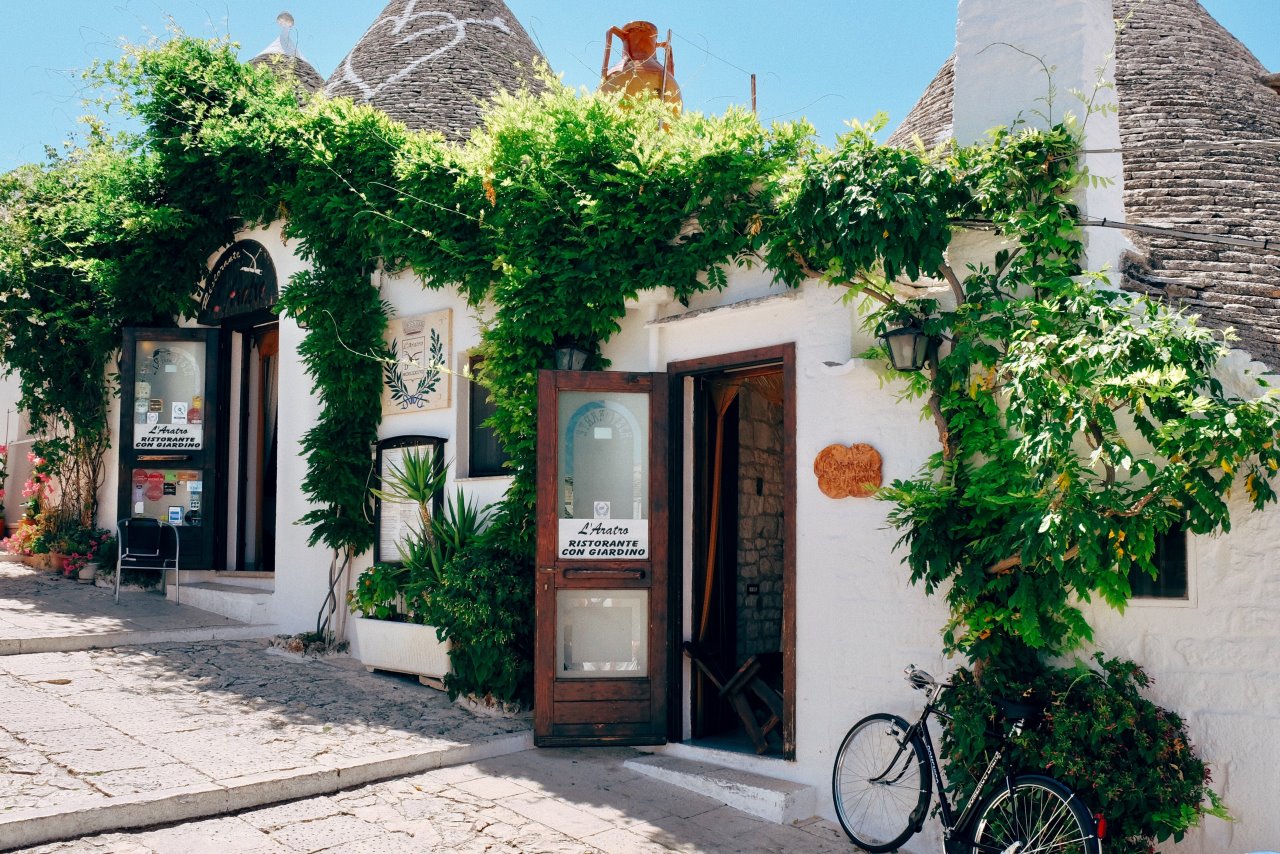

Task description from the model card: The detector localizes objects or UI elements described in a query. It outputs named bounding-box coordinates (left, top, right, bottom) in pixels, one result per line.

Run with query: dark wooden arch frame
left=666, top=343, right=797, bottom=759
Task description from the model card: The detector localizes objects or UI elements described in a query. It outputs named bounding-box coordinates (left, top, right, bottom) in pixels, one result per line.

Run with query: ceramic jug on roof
left=599, top=21, right=681, bottom=110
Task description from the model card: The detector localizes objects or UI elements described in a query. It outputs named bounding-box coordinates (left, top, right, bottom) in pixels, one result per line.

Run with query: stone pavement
left=0, top=559, right=854, bottom=852
left=16, top=748, right=855, bottom=853
left=0, top=563, right=268, bottom=654
left=0, top=560, right=532, bottom=850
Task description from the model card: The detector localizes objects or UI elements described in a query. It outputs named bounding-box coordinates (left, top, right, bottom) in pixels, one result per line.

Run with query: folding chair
left=683, top=641, right=784, bottom=754
left=115, top=518, right=180, bottom=604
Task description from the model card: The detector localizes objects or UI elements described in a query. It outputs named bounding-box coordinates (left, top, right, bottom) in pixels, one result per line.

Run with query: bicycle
left=832, top=665, right=1102, bottom=854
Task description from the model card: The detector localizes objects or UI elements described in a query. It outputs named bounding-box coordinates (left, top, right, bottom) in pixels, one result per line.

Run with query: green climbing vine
left=774, top=114, right=1272, bottom=849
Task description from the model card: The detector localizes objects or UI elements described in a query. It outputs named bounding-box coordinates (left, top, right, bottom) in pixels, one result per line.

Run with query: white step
left=624, top=753, right=817, bottom=824
left=171, top=580, right=274, bottom=624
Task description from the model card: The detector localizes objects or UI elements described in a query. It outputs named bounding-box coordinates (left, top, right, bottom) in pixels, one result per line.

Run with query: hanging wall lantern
left=881, top=323, right=931, bottom=372
left=599, top=20, right=682, bottom=111
left=554, top=343, right=591, bottom=371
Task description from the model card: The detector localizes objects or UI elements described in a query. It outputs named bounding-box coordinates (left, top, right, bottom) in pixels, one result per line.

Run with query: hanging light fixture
left=880, top=322, right=931, bottom=372
left=554, top=343, right=591, bottom=371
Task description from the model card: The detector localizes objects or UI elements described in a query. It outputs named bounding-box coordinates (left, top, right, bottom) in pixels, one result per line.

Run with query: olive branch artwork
left=385, top=327, right=445, bottom=410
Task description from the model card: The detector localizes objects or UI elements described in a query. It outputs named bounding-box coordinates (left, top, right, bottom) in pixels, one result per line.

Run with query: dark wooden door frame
left=666, top=343, right=797, bottom=759
left=118, top=327, right=222, bottom=571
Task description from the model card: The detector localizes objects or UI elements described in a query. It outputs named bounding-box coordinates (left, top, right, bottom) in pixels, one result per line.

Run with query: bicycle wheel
left=832, top=713, right=931, bottom=852
left=968, top=774, right=1099, bottom=854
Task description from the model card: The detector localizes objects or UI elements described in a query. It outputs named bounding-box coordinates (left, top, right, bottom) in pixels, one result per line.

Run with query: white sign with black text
left=134, top=423, right=203, bottom=450
left=558, top=519, right=648, bottom=560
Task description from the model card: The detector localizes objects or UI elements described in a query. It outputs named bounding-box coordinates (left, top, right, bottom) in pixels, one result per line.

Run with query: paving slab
left=0, top=636, right=532, bottom=851
left=15, top=749, right=857, bottom=854
left=0, top=561, right=272, bottom=654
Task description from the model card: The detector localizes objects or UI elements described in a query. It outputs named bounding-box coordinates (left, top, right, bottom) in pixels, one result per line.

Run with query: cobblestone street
left=0, top=563, right=855, bottom=853
left=18, top=748, right=853, bottom=854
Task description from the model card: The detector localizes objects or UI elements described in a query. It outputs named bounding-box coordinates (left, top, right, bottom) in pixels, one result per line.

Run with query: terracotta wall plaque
left=814, top=443, right=882, bottom=499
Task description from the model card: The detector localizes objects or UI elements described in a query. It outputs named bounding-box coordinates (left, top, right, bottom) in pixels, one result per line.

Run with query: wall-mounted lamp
left=554, top=344, right=591, bottom=371
left=880, top=323, right=931, bottom=372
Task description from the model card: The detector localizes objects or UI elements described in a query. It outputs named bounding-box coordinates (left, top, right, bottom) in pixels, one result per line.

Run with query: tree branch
left=927, top=361, right=953, bottom=460
left=987, top=544, right=1081, bottom=575
left=1087, top=419, right=1116, bottom=485
left=785, top=251, right=897, bottom=306
left=1103, top=489, right=1160, bottom=518
left=937, top=262, right=965, bottom=307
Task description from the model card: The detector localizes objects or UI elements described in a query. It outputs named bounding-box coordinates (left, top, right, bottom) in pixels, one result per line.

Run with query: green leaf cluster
left=941, top=655, right=1227, bottom=853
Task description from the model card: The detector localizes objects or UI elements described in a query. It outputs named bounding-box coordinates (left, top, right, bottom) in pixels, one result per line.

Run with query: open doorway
left=225, top=322, right=278, bottom=572
left=671, top=345, right=795, bottom=759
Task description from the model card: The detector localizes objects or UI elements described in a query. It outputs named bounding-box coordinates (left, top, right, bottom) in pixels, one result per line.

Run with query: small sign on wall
left=382, top=309, right=451, bottom=414
left=814, top=443, right=883, bottom=499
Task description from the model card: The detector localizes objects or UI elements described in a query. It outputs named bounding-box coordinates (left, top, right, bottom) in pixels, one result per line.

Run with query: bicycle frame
left=899, top=684, right=1024, bottom=853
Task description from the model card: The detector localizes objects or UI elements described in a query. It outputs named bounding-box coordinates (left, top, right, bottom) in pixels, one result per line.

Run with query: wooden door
left=535, top=370, right=668, bottom=746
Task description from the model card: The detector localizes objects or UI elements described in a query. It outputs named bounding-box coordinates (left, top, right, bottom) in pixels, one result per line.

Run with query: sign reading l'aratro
left=134, top=423, right=203, bottom=450
left=198, top=239, right=278, bottom=325
left=557, top=519, right=649, bottom=559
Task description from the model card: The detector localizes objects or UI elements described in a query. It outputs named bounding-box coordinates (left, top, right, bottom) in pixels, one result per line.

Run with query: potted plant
left=61, top=526, right=115, bottom=583
left=348, top=449, right=490, bottom=685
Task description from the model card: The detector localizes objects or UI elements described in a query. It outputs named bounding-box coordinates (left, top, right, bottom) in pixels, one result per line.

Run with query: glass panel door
left=119, top=328, right=220, bottom=570
left=535, top=370, right=668, bottom=746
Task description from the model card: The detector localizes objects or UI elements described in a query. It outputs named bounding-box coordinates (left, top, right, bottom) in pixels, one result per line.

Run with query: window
left=1128, top=525, right=1188, bottom=599
left=467, top=355, right=510, bottom=477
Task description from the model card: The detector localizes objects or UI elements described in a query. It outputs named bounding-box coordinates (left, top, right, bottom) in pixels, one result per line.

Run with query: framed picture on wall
left=382, top=309, right=451, bottom=414
left=373, top=435, right=447, bottom=564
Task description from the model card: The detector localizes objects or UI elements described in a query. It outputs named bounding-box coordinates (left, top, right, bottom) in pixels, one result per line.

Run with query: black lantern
left=881, top=323, right=931, bottom=372
left=554, top=343, right=591, bottom=371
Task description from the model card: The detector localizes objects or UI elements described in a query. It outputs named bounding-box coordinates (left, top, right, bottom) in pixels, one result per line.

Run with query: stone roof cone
left=250, top=11, right=325, bottom=94
left=1112, top=0, right=1280, bottom=364
left=891, top=0, right=1280, bottom=364
left=325, top=0, right=545, bottom=138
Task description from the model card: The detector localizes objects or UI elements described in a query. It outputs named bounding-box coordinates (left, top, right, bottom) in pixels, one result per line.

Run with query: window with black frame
left=1128, top=525, right=1188, bottom=599
left=467, top=355, right=510, bottom=478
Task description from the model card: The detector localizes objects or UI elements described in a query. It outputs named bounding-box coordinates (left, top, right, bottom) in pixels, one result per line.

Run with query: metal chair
left=115, top=518, right=180, bottom=604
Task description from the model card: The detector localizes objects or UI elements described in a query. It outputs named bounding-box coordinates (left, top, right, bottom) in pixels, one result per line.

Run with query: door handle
left=563, top=568, right=647, bottom=579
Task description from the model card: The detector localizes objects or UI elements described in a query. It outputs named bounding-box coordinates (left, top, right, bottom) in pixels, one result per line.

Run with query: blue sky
left=1, top=1, right=1277, bottom=172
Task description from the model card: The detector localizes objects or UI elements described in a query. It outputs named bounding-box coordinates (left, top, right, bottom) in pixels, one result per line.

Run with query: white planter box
left=350, top=616, right=451, bottom=685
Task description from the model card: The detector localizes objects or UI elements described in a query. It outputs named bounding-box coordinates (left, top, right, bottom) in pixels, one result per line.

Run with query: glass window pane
left=556, top=589, right=648, bottom=678
left=127, top=468, right=204, bottom=527
left=1129, top=527, right=1188, bottom=599
left=133, top=340, right=206, bottom=450
left=468, top=356, right=510, bottom=477
left=556, top=391, right=649, bottom=560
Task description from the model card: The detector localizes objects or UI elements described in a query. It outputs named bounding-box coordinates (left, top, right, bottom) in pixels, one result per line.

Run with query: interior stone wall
left=735, top=383, right=785, bottom=666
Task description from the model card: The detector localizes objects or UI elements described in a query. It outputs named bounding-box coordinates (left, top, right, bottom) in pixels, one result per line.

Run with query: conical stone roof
left=251, top=53, right=326, bottom=94
left=890, top=0, right=1280, bottom=364
left=1112, top=0, right=1280, bottom=365
left=250, top=12, right=325, bottom=95
left=325, top=0, right=544, bottom=139
left=887, top=55, right=953, bottom=149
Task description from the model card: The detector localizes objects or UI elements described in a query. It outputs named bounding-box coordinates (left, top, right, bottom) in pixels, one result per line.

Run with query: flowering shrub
left=941, top=654, right=1227, bottom=853
left=59, top=527, right=116, bottom=574
left=1, top=519, right=38, bottom=556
